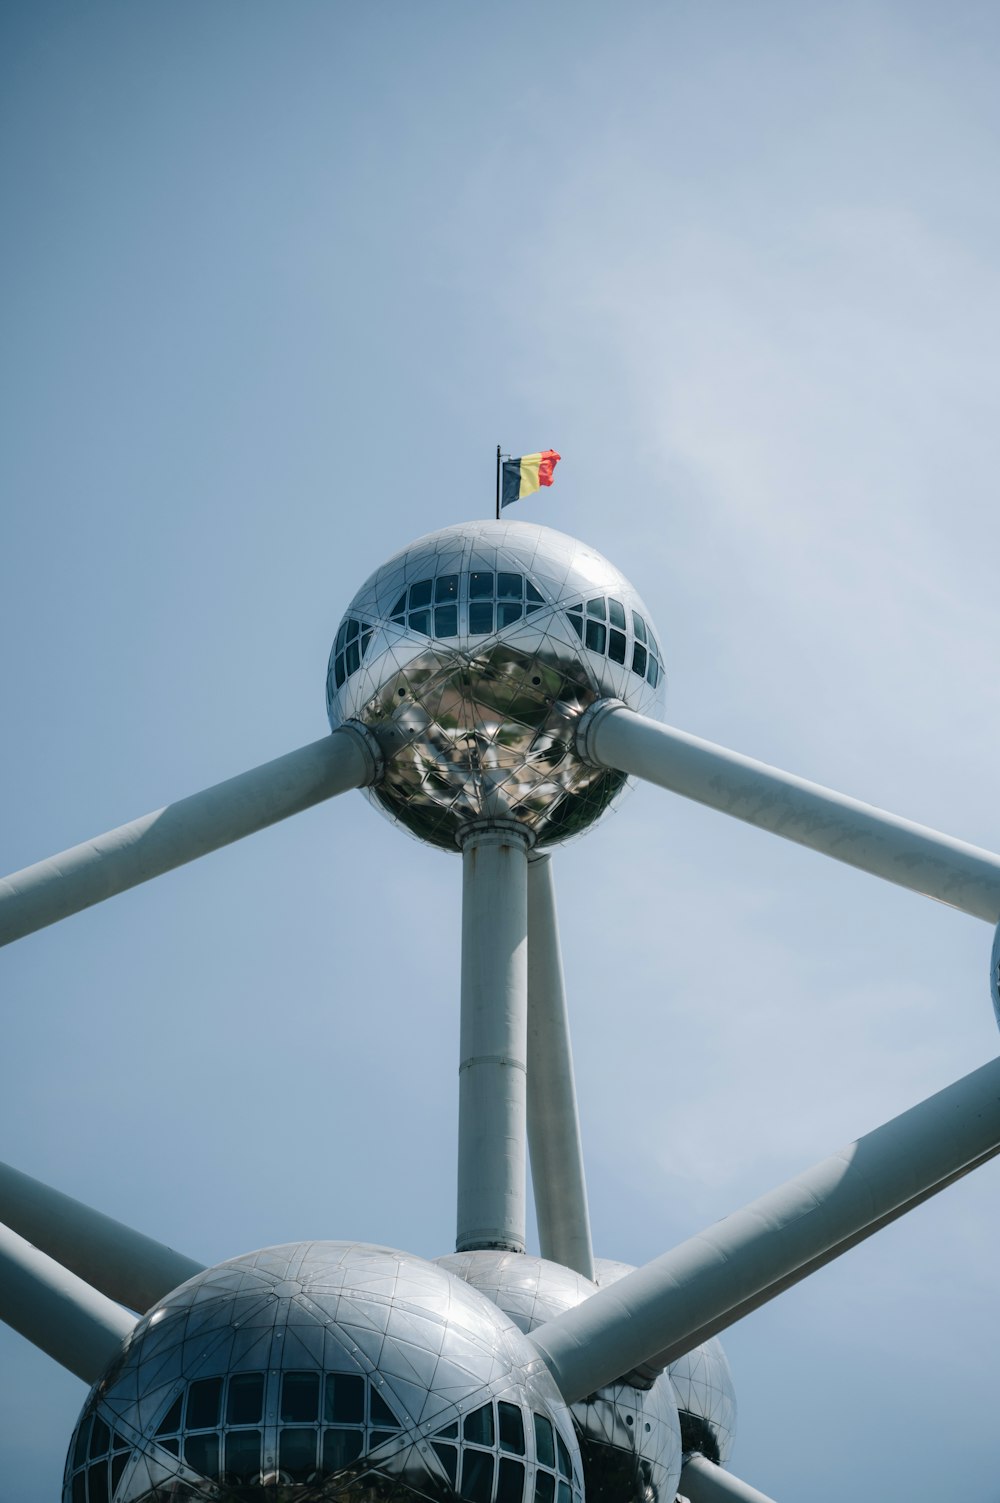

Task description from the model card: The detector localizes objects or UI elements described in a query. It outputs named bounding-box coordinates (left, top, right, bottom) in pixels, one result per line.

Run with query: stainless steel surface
left=64, top=1241, right=582, bottom=1503
left=0, top=727, right=378, bottom=947
left=593, top=1260, right=736, bottom=1467
left=458, top=828, right=530, bottom=1254
left=327, top=521, right=664, bottom=851
left=579, top=702, right=1000, bottom=923
left=438, top=1250, right=682, bottom=1503
left=526, top=856, right=594, bottom=1281
left=530, top=1054, right=1000, bottom=1402
left=679, top=1454, right=778, bottom=1503
left=0, top=1222, right=135, bottom=1384
left=0, top=1161, right=203, bottom=1314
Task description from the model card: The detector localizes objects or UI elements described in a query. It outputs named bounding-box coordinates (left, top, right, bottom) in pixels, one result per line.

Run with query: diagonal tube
left=528, top=1054, right=1000, bottom=1403
left=0, top=1160, right=204, bottom=1313
left=526, top=855, right=595, bottom=1280
left=0, top=1222, right=136, bottom=1383
left=0, top=725, right=380, bottom=947
left=680, top=1455, right=778, bottom=1503
left=578, top=703, right=1000, bottom=923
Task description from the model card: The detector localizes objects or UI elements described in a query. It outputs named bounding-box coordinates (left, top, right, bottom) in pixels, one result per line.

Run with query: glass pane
left=227, top=1372, right=265, bottom=1426
left=360, top=630, right=372, bottom=659
left=566, top=612, right=583, bottom=640
left=434, top=604, right=458, bottom=638
left=534, top=1472, right=555, bottom=1503
left=89, top=1417, right=110, bottom=1459
left=608, top=629, right=626, bottom=664
left=281, top=1372, right=320, bottom=1423
left=371, top=1429, right=395, bottom=1448
left=323, top=1428, right=364, bottom=1471
left=470, top=571, right=494, bottom=598
left=409, top=579, right=432, bottom=609
left=435, top=574, right=458, bottom=602
left=585, top=619, right=606, bottom=654
left=346, top=618, right=360, bottom=642
left=533, top=1415, right=555, bottom=1468
left=631, top=643, right=647, bottom=677
left=112, top=1431, right=129, bottom=1452
left=498, top=1402, right=525, bottom=1455
left=335, top=655, right=346, bottom=688
left=525, top=601, right=542, bottom=615
left=498, top=1458, right=526, bottom=1503
left=73, top=1417, right=92, bottom=1468
left=88, top=1462, right=109, bottom=1503
left=223, top=1429, right=262, bottom=1480
left=111, top=1453, right=128, bottom=1493
left=370, top=1387, right=400, bottom=1427
left=346, top=639, right=360, bottom=675
left=280, top=1428, right=318, bottom=1479
left=469, top=602, right=494, bottom=635
left=325, top=1373, right=365, bottom=1424
left=647, top=656, right=659, bottom=687
left=608, top=598, right=626, bottom=629
left=432, top=1442, right=458, bottom=1487
left=408, top=609, right=430, bottom=636
left=498, top=601, right=523, bottom=628
left=558, top=1484, right=572, bottom=1503
left=462, top=1449, right=494, bottom=1503
left=497, top=572, right=523, bottom=599
left=156, top=1396, right=183, bottom=1436
left=435, top=1421, right=459, bottom=1440
left=464, top=1403, right=495, bottom=1447
left=525, top=580, right=544, bottom=602
left=391, top=592, right=407, bottom=617
left=556, top=1435, right=572, bottom=1479
left=586, top=597, right=606, bottom=620
left=184, top=1431, right=220, bottom=1476
left=336, top=621, right=348, bottom=653
left=160, top=1437, right=180, bottom=1456
left=632, top=612, right=647, bottom=643
left=186, top=1376, right=221, bottom=1430
left=72, top=1472, right=87, bottom=1503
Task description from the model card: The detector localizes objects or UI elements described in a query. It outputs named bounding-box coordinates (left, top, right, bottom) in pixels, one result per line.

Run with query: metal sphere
left=438, top=1250, right=682, bottom=1503
left=326, top=521, right=665, bottom=851
left=593, top=1258, right=737, bottom=1466
left=64, top=1241, right=582, bottom=1503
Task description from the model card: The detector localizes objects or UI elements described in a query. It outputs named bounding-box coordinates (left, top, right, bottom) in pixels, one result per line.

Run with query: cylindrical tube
left=527, top=855, right=595, bottom=1280
left=457, top=826, right=531, bottom=1253
left=680, top=1455, right=778, bottom=1503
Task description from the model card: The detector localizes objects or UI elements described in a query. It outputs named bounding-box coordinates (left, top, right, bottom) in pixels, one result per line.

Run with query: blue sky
left=3, top=2, right=1000, bottom=1497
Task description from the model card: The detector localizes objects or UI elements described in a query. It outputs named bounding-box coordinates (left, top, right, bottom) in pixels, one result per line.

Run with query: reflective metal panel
left=327, top=522, right=665, bottom=850
left=593, top=1258, right=737, bottom=1466
left=439, top=1251, right=682, bottom=1503
left=63, top=1241, right=582, bottom=1503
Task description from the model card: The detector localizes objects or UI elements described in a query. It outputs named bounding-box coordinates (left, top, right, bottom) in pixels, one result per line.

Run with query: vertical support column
left=456, top=824, right=531, bottom=1253
left=526, top=855, right=595, bottom=1280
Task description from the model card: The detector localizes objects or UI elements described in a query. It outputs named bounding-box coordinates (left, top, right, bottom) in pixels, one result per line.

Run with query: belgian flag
left=501, top=450, right=561, bottom=509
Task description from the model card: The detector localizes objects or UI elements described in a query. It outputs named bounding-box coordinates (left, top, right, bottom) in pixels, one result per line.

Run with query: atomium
left=326, top=521, right=664, bottom=851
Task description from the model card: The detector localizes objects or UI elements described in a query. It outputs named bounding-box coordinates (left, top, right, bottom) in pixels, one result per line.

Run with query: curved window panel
left=435, top=604, right=458, bottom=638
left=609, top=598, right=626, bottom=630
left=87, top=1463, right=109, bottom=1503
left=184, top=1431, right=220, bottom=1475
left=556, top=1435, right=573, bottom=1479
left=566, top=610, right=583, bottom=640
left=585, top=620, right=606, bottom=654
left=409, top=609, right=430, bottom=636
left=558, top=1482, right=572, bottom=1503
left=323, top=1427, right=364, bottom=1470
left=498, top=602, right=523, bottom=628
left=71, top=1475, right=86, bottom=1503
left=462, top=1448, right=495, bottom=1503
left=464, top=1403, right=495, bottom=1447
left=370, top=1387, right=401, bottom=1427
left=346, top=639, right=360, bottom=675
left=110, top=1453, right=128, bottom=1495
left=498, top=1402, right=525, bottom=1456
left=282, top=1371, right=320, bottom=1423
left=371, top=1429, right=396, bottom=1448
left=525, top=580, right=544, bottom=603
left=632, top=643, right=647, bottom=678
left=73, top=1418, right=91, bottom=1468
left=336, top=621, right=349, bottom=653
left=409, top=580, right=433, bottom=609
left=280, top=1427, right=319, bottom=1478
left=647, top=656, right=659, bottom=688
left=534, top=1472, right=555, bottom=1503
left=391, top=592, right=407, bottom=618
left=346, top=618, right=360, bottom=642
left=608, top=629, right=626, bottom=665
left=469, top=602, right=494, bottom=635
left=227, top=1372, right=264, bottom=1426
left=187, top=1377, right=222, bottom=1430
left=497, top=573, right=522, bottom=599
left=470, top=571, right=494, bottom=598
left=632, top=611, right=647, bottom=643
left=155, top=1395, right=183, bottom=1437
left=533, top=1414, right=555, bottom=1469
left=432, top=1441, right=459, bottom=1486
left=89, top=1417, right=110, bottom=1459
left=586, top=598, right=606, bottom=620
left=326, top=1373, right=365, bottom=1424
left=435, top=574, right=459, bottom=602
left=224, top=1429, right=262, bottom=1480
left=498, top=1458, right=526, bottom=1503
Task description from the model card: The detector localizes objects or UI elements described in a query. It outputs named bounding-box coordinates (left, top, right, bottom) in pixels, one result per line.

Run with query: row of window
left=429, top=1401, right=575, bottom=1503
left=331, top=616, right=375, bottom=692
left=566, top=598, right=661, bottom=687
left=389, top=572, right=548, bottom=641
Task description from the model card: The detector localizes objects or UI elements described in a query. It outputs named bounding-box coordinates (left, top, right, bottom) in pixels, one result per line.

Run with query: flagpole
left=496, top=445, right=501, bottom=521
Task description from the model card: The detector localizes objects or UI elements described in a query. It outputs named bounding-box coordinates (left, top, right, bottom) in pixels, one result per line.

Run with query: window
left=329, top=617, right=374, bottom=694
left=326, top=1373, right=365, bottom=1424
left=498, top=1403, right=525, bottom=1455
left=533, top=1414, right=555, bottom=1468
left=564, top=597, right=662, bottom=687
left=187, top=1378, right=222, bottom=1430
left=282, top=1372, right=319, bottom=1423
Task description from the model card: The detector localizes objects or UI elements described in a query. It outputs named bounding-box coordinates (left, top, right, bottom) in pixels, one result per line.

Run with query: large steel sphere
left=438, top=1250, right=682, bottom=1503
left=64, top=1241, right=582, bottom=1503
left=593, top=1259, right=737, bottom=1466
left=326, top=521, right=665, bottom=851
